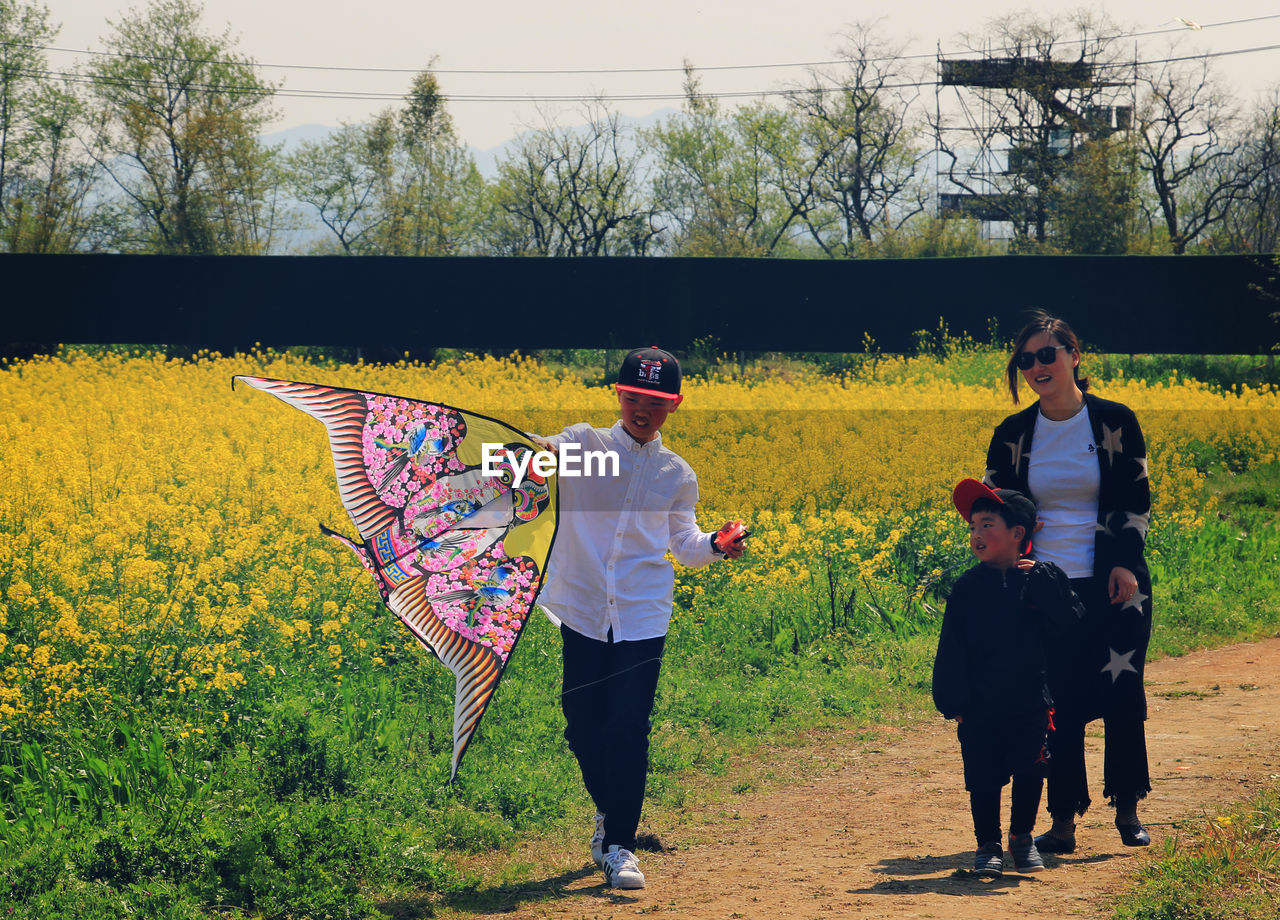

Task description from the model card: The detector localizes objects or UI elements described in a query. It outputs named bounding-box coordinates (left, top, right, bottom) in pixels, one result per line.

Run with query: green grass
left=1114, top=786, right=1280, bottom=920
left=1145, top=466, right=1280, bottom=659
left=3, top=423, right=1279, bottom=917
left=0, top=591, right=940, bottom=918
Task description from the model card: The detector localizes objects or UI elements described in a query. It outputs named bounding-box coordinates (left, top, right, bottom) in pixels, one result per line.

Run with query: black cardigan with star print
left=983, top=393, right=1151, bottom=591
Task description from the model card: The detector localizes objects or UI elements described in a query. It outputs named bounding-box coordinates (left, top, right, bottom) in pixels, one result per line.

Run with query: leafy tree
left=648, top=67, right=813, bottom=257
left=488, top=100, right=657, bottom=256
left=0, top=0, right=53, bottom=240
left=872, top=214, right=993, bottom=258
left=0, top=0, right=49, bottom=225
left=1049, top=133, right=1143, bottom=254
left=0, top=0, right=107, bottom=251
left=375, top=71, right=485, bottom=255
left=285, top=70, right=484, bottom=255
left=86, top=0, right=281, bottom=253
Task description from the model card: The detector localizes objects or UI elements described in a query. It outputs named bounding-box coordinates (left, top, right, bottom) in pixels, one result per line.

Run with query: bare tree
left=489, top=101, right=658, bottom=256
left=1136, top=55, right=1247, bottom=253
left=789, top=22, right=928, bottom=256
left=1215, top=88, right=1280, bottom=254
left=284, top=123, right=385, bottom=253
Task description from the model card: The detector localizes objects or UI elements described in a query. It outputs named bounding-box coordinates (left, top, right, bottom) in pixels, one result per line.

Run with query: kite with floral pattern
left=234, top=375, right=557, bottom=778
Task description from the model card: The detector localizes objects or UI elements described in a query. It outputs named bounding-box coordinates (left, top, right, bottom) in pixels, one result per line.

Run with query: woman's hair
left=1006, top=309, right=1090, bottom=404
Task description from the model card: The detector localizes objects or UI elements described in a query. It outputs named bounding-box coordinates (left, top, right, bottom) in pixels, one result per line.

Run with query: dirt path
left=448, top=637, right=1280, bottom=919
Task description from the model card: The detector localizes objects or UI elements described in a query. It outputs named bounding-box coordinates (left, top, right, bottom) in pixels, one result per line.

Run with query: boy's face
left=968, top=510, right=1024, bottom=568
left=617, top=388, right=682, bottom=443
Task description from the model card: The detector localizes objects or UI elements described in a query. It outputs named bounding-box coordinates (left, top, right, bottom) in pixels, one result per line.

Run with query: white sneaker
left=591, top=812, right=607, bottom=867
left=602, top=845, right=645, bottom=889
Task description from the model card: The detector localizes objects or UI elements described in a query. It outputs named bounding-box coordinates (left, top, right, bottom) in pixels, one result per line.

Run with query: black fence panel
left=3, top=253, right=1276, bottom=356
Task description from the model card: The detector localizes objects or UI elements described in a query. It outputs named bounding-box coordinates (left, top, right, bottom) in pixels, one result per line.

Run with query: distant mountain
left=263, top=108, right=682, bottom=180
left=472, top=107, right=680, bottom=177
left=261, top=123, right=343, bottom=154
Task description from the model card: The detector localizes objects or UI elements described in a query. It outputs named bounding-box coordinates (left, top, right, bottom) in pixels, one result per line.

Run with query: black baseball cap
left=616, top=346, right=681, bottom=399
left=953, top=478, right=1037, bottom=537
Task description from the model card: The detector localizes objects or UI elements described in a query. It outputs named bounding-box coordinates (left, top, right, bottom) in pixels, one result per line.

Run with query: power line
left=6, top=13, right=1280, bottom=79
left=17, top=40, right=1280, bottom=108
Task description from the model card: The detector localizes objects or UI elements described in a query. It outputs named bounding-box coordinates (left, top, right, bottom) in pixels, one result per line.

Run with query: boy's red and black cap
left=953, top=478, right=1037, bottom=534
left=616, top=346, right=681, bottom=399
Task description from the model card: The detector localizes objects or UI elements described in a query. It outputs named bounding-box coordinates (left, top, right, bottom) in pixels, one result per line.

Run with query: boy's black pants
left=561, top=624, right=666, bottom=854
left=969, top=776, right=1044, bottom=846
left=959, top=710, right=1051, bottom=845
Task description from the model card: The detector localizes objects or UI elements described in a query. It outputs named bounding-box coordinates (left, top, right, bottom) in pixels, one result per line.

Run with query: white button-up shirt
left=535, top=420, right=719, bottom=642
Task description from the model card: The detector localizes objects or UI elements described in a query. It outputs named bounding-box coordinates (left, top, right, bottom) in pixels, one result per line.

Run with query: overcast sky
left=35, top=0, right=1280, bottom=148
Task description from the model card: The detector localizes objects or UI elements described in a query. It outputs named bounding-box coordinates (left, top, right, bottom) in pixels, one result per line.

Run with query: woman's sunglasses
left=1015, top=344, right=1069, bottom=370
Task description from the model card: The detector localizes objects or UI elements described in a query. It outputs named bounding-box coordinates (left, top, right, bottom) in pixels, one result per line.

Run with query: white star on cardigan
left=1005, top=434, right=1027, bottom=477
left=1101, top=647, right=1139, bottom=682
left=1123, top=587, right=1150, bottom=612
left=1100, top=423, right=1124, bottom=465
left=1124, top=511, right=1151, bottom=539
left=1135, top=456, right=1149, bottom=481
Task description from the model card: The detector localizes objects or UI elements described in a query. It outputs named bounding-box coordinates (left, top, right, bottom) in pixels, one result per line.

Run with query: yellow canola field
left=2, top=351, right=1277, bottom=733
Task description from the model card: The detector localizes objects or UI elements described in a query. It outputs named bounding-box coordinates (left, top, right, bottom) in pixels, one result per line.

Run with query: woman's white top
left=1027, top=407, right=1100, bottom=579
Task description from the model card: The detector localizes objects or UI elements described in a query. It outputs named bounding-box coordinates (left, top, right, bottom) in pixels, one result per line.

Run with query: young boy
left=532, top=346, right=746, bottom=890
left=932, top=479, right=1084, bottom=878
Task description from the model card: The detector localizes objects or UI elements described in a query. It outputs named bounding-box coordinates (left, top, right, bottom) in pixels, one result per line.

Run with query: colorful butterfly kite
left=234, top=375, right=558, bottom=779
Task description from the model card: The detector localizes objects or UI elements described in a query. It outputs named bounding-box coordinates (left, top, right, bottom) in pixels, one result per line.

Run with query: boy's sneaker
left=973, top=841, right=1004, bottom=878
left=602, top=845, right=645, bottom=889
left=1008, top=833, right=1045, bottom=872
left=590, top=812, right=607, bottom=867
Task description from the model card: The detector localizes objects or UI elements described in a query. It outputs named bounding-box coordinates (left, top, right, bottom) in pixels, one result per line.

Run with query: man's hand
left=527, top=436, right=558, bottom=457
left=714, top=521, right=749, bottom=560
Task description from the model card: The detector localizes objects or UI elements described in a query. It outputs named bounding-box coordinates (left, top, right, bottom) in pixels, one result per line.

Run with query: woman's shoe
left=1116, top=821, right=1151, bottom=847
left=1033, top=831, right=1076, bottom=854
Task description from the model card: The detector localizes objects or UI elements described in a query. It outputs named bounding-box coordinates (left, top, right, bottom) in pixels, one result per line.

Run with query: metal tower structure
left=934, top=40, right=1137, bottom=245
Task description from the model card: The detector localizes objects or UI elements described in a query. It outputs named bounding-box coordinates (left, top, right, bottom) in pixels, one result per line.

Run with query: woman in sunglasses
left=983, top=310, right=1153, bottom=854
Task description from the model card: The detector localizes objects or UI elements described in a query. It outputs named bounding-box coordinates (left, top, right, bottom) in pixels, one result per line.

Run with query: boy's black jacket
left=932, top=560, right=1084, bottom=724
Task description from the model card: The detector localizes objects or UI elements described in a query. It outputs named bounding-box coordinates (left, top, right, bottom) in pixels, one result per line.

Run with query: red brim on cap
left=953, top=477, right=1001, bottom=520
left=615, top=384, right=681, bottom=400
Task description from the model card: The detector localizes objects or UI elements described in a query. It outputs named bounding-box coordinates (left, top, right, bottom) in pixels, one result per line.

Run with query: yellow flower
left=2, top=348, right=1275, bottom=737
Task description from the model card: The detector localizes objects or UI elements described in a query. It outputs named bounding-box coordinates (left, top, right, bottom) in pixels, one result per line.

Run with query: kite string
left=556, top=656, right=667, bottom=700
